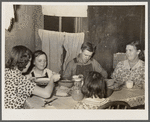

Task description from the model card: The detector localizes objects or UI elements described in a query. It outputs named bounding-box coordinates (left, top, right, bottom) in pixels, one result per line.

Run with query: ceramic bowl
left=35, top=78, right=50, bottom=86
left=58, top=80, right=74, bottom=88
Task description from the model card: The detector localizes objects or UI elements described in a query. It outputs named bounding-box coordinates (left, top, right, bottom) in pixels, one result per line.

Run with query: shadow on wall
left=93, top=21, right=118, bottom=78
left=88, top=6, right=145, bottom=78
left=5, top=5, right=43, bottom=64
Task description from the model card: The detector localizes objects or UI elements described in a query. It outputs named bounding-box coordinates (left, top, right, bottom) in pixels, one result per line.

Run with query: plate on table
left=113, top=83, right=125, bottom=91
left=35, top=78, right=50, bottom=86
left=112, top=87, right=122, bottom=91
left=55, top=93, right=70, bottom=97
left=105, top=79, right=115, bottom=87
left=55, top=86, right=71, bottom=97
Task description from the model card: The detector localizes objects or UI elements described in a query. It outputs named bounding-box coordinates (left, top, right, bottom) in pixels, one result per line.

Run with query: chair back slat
left=124, top=106, right=128, bottom=109
left=117, top=105, right=120, bottom=109
left=98, top=101, right=131, bottom=109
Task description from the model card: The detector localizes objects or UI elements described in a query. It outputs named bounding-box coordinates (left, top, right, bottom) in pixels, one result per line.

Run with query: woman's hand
left=133, top=83, right=144, bottom=89
left=28, top=77, right=36, bottom=82
left=52, top=74, right=61, bottom=82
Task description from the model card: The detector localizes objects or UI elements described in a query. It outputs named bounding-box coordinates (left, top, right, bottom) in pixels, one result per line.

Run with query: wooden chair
left=113, top=53, right=127, bottom=69
left=131, top=105, right=145, bottom=109
left=98, top=101, right=131, bottom=109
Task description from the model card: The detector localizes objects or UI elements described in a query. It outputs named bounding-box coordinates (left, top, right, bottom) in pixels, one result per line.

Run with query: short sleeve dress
left=111, top=60, right=145, bottom=86
left=5, top=68, right=36, bottom=109
left=74, top=98, right=109, bottom=109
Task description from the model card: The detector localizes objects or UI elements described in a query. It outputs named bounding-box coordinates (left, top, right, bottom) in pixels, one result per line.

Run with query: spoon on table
left=42, top=98, right=58, bottom=107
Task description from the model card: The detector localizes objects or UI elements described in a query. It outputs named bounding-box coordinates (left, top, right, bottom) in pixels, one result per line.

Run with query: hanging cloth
left=63, top=32, right=84, bottom=71
left=41, top=5, right=87, bottom=17
left=38, top=29, right=65, bottom=73
left=5, top=4, right=14, bottom=30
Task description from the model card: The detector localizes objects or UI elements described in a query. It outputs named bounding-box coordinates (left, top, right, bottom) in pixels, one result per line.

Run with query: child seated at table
left=74, top=71, right=109, bottom=109
left=5, top=45, right=60, bottom=109
left=26, top=50, right=60, bottom=82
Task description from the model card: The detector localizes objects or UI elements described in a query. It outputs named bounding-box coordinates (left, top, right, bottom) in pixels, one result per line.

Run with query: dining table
left=24, top=85, right=145, bottom=109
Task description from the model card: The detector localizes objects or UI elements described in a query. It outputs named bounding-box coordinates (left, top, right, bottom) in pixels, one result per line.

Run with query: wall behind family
left=5, top=5, right=145, bottom=78
left=5, top=5, right=43, bottom=62
left=88, top=6, right=145, bottom=77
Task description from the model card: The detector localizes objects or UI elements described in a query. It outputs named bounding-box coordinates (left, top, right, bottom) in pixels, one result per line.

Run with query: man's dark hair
left=81, top=42, right=96, bottom=53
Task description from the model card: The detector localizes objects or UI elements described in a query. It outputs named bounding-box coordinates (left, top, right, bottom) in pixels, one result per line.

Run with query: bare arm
left=32, top=77, right=54, bottom=98
left=93, top=59, right=108, bottom=79
left=100, top=68, right=108, bottom=79
left=63, top=60, right=75, bottom=80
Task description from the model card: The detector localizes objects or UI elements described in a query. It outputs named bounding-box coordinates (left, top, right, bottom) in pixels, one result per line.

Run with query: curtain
left=38, top=29, right=65, bottom=73
left=63, top=32, right=84, bottom=71
left=38, top=29, right=84, bottom=73
left=5, top=4, right=14, bottom=30
left=42, top=5, right=87, bottom=17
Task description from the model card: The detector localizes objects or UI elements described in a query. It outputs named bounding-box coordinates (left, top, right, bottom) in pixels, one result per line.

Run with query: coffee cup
left=126, top=80, right=133, bottom=89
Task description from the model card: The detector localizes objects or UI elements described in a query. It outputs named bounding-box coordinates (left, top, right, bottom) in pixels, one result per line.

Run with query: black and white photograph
left=2, top=1, right=148, bottom=120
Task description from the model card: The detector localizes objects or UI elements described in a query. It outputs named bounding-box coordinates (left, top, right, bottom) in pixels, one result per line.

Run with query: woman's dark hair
left=31, top=50, right=48, bottom=68
left=6, top=45, right=32, bottom=71
left=81, top=71, right=107, bottom=99
left=127, top=41, right=145, bottom=61
left=81, top=42, right=96, bottom=53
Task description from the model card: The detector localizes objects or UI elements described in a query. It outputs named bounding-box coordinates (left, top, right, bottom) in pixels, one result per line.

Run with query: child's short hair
left=6, top=45, right=32, bottom=71
left=32, top=50, right=48, bottom=68
left=81, top=71, right=107, bottom=98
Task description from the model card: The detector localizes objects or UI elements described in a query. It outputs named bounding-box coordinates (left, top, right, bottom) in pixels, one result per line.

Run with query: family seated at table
left=4, top=40, right=145, bottom=109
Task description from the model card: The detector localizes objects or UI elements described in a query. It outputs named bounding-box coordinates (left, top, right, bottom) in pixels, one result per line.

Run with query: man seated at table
left=62, top=42, right=108, bottom=80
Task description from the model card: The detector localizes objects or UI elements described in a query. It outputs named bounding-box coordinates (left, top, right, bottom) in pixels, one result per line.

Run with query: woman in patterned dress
left=5, top=45, right=60, bottom=109
left=111, top=41, right=145, bottom=88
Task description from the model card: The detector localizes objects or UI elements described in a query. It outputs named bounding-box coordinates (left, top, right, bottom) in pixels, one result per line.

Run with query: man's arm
left=92, top=59, right=108, bottom=79
left=62, top=60, right=76, bottom=80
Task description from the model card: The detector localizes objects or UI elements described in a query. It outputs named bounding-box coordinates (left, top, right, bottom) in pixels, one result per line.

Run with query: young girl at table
left=74, top=71, right=109, bottom=109
left=5, top=45, right=60, bottom=109
left=26, top=50, right=60, bottom=82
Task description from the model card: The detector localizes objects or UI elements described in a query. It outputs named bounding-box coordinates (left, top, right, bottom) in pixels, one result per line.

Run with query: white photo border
left=2, top=1, right=148, bottom=120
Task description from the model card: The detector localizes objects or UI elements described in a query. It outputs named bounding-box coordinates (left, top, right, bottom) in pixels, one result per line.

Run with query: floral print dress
left=5, top=68, right=36, bottom=109
left=74, top=98, right=109, bottom=109
left=111, top=60, right=145, bottom=87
